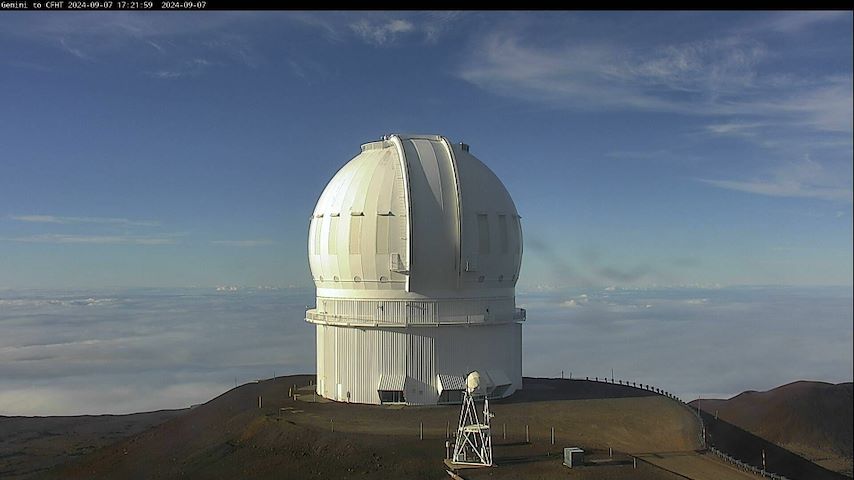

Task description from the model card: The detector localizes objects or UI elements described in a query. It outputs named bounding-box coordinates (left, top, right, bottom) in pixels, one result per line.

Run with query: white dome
left=306, top=134, right=526, bottom=405
left=308, top=134, right=522, bottom=300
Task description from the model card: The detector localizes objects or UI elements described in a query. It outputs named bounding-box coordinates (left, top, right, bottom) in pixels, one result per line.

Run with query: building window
left=379, top=390, right=405, bottom=403
left=477, top=214, right=490, bottom=254
left=349, top=216, right=362, bottom=254
left=312, top=219, right=321, bottom=254
left=376, top=216, right=390, bottom=254
left=328, top=217, right=339, bottom=254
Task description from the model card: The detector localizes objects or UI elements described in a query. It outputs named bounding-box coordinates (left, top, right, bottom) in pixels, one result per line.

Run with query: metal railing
left=582, top=375, right=788, bottom=480
left=305, top=307, right=525, bottom=327
left=708, top=446, right=788, bottom=480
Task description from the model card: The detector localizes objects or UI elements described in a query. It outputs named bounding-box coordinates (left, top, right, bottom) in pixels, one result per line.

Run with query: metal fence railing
left=582, top=376, right=788, bottom=480
left=707, top=446, right=789, bottom=480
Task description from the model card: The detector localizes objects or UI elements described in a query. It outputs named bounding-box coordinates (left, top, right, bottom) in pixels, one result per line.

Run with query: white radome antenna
left=466, top=371, right=481, bottom=393
left=452, top=371, right=494, bottom=467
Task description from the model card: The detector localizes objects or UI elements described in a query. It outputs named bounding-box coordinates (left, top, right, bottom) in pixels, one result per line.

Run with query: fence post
left=526, top=424, right=529, bottom=443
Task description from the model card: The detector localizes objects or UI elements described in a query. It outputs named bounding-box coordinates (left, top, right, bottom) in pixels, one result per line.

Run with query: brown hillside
left=0, top=409, right=184, bottom=480
left=691, top=381, right=853, bottom=476
left=43, top=376, right=704, bottom=480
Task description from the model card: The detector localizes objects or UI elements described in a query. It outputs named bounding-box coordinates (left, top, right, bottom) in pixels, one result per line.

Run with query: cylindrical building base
left=315, top=323, right=522, bottom=405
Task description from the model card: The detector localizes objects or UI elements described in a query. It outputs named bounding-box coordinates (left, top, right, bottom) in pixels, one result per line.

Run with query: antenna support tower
left=452, top=372, right=494, bottom=467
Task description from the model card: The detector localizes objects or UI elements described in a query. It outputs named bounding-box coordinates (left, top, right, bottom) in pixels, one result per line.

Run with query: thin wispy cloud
left=291, top=12, right=463, bottom=46
left=148, top=58, right=215, bottom=79
left=9, top=214, right=160, bottom=227
left=421, top=11, right=464, bottom=44
left=700, top=179, right=852, bottom=203
left=700, top=156, right=853, bottom=203
left=146, top=39, right=165, bottom=53
left=203, top=34, right=260, bottom=68
left=0, top=233, right=180, bottom=245
left=285, top=12, right=342, bottom=42
left=1, top=12, right=849, bottom=290
left=760, top=11, right=850, bottom=33
left=5, top=12, right=242, bottom=39
left=211, top=239, right=275, bottom=247
left=458, top=30, right=852, bottom=133
left=350, top=18, right=415, bottom=46
left=459, top=35, right=755, bottom=113
left=705, top=121, right=767, bottom=137
left=3, top=12, right=262, bottom=77
left=58, top=37, right=90, bottom=60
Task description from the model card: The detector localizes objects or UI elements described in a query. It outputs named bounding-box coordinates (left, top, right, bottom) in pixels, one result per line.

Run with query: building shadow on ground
left=498, top=378, right=657, bottom=404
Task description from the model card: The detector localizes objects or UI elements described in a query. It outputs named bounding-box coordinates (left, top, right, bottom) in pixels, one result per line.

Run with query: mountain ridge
left=691, top=380, right=852, bottom=477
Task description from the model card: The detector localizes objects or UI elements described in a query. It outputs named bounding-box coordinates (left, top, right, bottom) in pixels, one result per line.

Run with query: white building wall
left=315, top=323, right=522, bottom=405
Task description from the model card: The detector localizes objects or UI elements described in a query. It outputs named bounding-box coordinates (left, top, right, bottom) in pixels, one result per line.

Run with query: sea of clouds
left=0, top=286, right=850, bottom=416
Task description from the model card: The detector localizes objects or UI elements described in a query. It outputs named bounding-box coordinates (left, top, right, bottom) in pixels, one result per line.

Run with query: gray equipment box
left=563, top=447, right=584, bottom=468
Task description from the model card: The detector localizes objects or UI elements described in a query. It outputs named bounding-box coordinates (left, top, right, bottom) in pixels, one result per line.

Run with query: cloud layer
left=0, top=288, right=315, bottom=415
left=522, top=286, right=853, bottom=401
left=0, top=286, right=849, bottom=415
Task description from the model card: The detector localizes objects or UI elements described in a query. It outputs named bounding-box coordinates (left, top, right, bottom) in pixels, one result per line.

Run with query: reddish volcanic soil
left=692, top=381, right=853, bottom=477
left=5, top=376, right=842, bottom=480
left=0, top=409, right=185, bottom=479
left=24, top=376, right=705, bottom=480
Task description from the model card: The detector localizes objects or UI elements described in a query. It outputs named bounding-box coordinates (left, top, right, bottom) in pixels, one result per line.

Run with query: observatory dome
left=308, top=134, right=522, bottom=300
left=306, top=134, right=525, bottom=405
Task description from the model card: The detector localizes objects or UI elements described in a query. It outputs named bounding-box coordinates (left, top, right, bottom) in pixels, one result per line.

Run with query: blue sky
left=0, top=11, right=851, bottom=289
